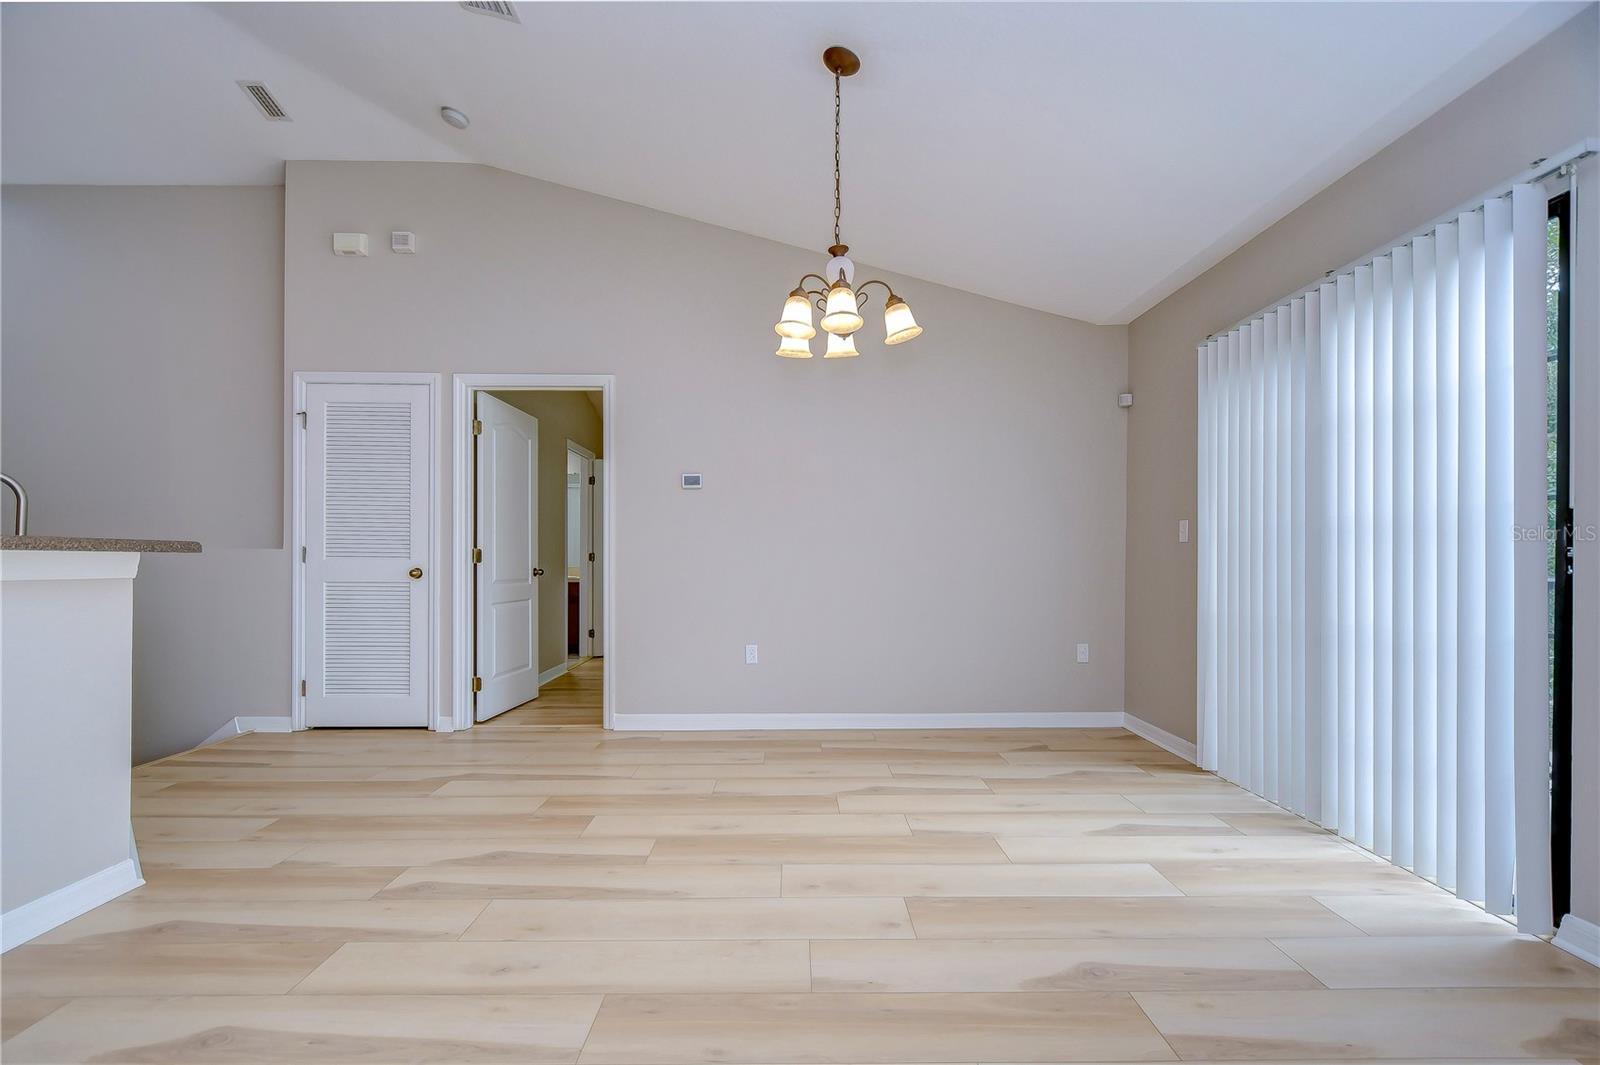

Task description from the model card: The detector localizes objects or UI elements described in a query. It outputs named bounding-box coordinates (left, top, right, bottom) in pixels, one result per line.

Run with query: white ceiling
left=1, top=2, right=1582, bottom=324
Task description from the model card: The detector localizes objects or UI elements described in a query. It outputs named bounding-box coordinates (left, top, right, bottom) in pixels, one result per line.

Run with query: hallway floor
left=1, top=725, right=1595, bottom=1063
left=486, top=658, right=603, bottom=727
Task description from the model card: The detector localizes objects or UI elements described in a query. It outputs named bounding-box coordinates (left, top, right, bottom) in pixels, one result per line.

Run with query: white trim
left=291, top=372, right=444, bottom=732
left=453, top=374, right=617, bottom=731
left=565, top=438, right=596, bottom=660
left=538, top=661, right=569, bottom=686
left=0, top=550, right=139, bottom=582
left=611, top=711, right=1126, bottom=731
left=1, top=859, right=143, bottom=953
left=199, top=715, right=294, bottom=748
left=1123, top=712, right=1200, bottom=764
left=1553, top=914, right=1600, bottom=968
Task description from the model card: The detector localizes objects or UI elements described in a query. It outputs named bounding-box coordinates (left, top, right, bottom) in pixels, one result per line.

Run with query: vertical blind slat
left=1391, top=245, right=1417, bottom=871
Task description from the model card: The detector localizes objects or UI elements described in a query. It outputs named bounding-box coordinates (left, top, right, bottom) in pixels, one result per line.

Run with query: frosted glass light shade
left=883, top=296, right=923, bottom=345
left=775, top=334, right=814, bottom=359
left=775, top=290, right=816, bottom=339
left=823, top=330, right=859, bottom=358
left=820, top=282, right=864, bottom=335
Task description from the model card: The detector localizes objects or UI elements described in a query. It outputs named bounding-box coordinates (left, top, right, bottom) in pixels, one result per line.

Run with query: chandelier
left=773, top=45, right=923, bottom=359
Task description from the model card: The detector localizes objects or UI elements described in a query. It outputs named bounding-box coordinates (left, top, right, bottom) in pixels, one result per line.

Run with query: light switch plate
left=1179, top=519, right=1190, bottom=543
left=1076, top=643, right=1090, bottom=663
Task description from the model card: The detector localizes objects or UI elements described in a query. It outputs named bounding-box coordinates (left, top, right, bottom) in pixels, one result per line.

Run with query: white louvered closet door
left=304, top=383, right=431, bottom=728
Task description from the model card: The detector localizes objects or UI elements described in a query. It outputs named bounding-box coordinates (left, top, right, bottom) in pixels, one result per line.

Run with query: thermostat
left=391, top=231, right=416, bottom=254
left=681, top=473, right=703, bottom=490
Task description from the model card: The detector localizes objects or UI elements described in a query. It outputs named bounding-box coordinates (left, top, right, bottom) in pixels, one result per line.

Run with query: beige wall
left=1124, top=7, right=1599, bottom=741
left=3, top=161, right=1129, bottom=758
left=489, top=389, right=602, bottom=676
left=285, top=160, right=1129, bottom=724
left=1122, top=8, right=1598, bottom=924
left=1565, top=154, right=1599, bottom=931
left=1, top=185, right=289, bottom=763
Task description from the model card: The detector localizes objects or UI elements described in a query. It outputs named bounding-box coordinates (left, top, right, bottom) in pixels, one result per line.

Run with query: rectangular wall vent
left=460, top=1, right=518, bottom=22
left=237, top=81, right=290, bottom=122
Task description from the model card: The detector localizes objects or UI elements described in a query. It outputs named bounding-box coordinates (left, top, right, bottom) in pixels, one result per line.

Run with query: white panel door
left=304, top=383, right=431, bottom=728
left=475, top=393, right=540, bottom=721
left=592, top=457, right=605, bottom=657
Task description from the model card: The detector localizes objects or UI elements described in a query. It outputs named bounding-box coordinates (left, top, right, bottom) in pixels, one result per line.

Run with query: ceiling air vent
left=460, top=0, right=519, bottom=22
left=237, top=81, right=290, bottom=122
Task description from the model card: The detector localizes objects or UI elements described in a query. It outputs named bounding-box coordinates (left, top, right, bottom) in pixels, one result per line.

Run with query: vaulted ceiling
left=2, top=1, right=1582, bottom=323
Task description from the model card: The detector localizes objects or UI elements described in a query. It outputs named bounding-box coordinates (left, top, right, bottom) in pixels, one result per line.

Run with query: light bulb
left=775, top=289, right=816, bottom=339
left=882, top=296, right=923, bottom=345
left=824, top=331, right=860, bottom=358
left=776, top=334, right=814, bottom=359
left=820, top=281, right=864, bottom=335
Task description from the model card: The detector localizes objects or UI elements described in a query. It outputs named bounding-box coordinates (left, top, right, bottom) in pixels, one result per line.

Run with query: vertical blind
left=1196, top=184, right=1552, bottom=933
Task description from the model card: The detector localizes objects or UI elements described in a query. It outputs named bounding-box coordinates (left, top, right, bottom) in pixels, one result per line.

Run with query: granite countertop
left=1, top=536, right=202, bottom=553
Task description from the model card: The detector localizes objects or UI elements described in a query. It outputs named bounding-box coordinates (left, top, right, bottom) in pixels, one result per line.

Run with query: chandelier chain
left=833, top=71, right=842, bottom=248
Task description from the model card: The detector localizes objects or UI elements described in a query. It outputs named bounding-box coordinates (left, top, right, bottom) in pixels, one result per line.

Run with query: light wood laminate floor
left=3, top=722, right=1595, bottom=1064
left=487, top=658, right=603, bottom=727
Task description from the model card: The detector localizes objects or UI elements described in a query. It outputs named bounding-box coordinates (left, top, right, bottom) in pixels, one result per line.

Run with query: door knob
left=408, top=567, right=424, bottom=580
left=532, top=567, right=546, bottom=578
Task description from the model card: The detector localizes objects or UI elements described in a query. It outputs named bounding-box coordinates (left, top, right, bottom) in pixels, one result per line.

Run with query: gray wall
left=1122, top=8, right=1598, bottom=923
left=490, top=389, right=602, bottom=676
left=3, top=163, right=1129, bottom=758
left=284, top=160, right=1129, bottom=724
left=1, top=185, right=289, bottom=763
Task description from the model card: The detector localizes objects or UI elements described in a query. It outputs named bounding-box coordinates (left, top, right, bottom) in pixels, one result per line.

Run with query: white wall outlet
left=744, top=643, right=758, bottom=665
left=1179, top=519, right=1190, bottom=543
left=1076, top=643, right=1090, bottom=663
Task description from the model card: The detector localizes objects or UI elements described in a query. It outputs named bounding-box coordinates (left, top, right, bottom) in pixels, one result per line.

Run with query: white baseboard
left=1119, top=713, right=1199, bottom=764
left=610, top=711, right=1126, bottom=731
left=1, top=859, right=143, bottom=952
left=200, top=715, right=294, bottom=748
left=1553, top=913, right=1600, bottom=968
left=538, top=662, right=569, bottom=686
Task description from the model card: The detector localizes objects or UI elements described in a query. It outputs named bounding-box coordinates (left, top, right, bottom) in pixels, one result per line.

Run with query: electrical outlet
left=1076, top=643, right=1090, bottom=663
left=1179, top=519, right=1190, bottom=543
left=745, top=644, right=759, bottom=665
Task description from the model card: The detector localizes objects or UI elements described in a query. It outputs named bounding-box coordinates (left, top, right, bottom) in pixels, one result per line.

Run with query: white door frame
left=290, top=371, right=444, bottom=732
left=566, top=438, right=596, bottom=661
left=452, top=373, right=616, bottom=731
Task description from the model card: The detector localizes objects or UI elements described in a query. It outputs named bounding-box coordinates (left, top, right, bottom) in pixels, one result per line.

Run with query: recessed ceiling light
left=440, top=107, right=470, bottom=130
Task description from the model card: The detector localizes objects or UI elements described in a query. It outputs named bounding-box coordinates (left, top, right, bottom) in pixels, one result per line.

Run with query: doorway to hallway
left=452, top=374, right=614, bottom=731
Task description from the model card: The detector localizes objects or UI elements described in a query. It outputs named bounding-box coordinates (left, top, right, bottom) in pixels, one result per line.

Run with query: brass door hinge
left=300, top=545, right=307, bottom=563
left=299, top=679, right=307, bottom=697
left=588, top=475, right=595, bottom=485
left=588, top=551, right=595, bottom=562
left=588, top=628, right=595, bottom=639
left=472, top=676, right=483, bottom=693
left=472, top=419, right=483, bottom=435
left=472, top=547, right=483, bottom=564
left=296, top=411, right=307, bottom=427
